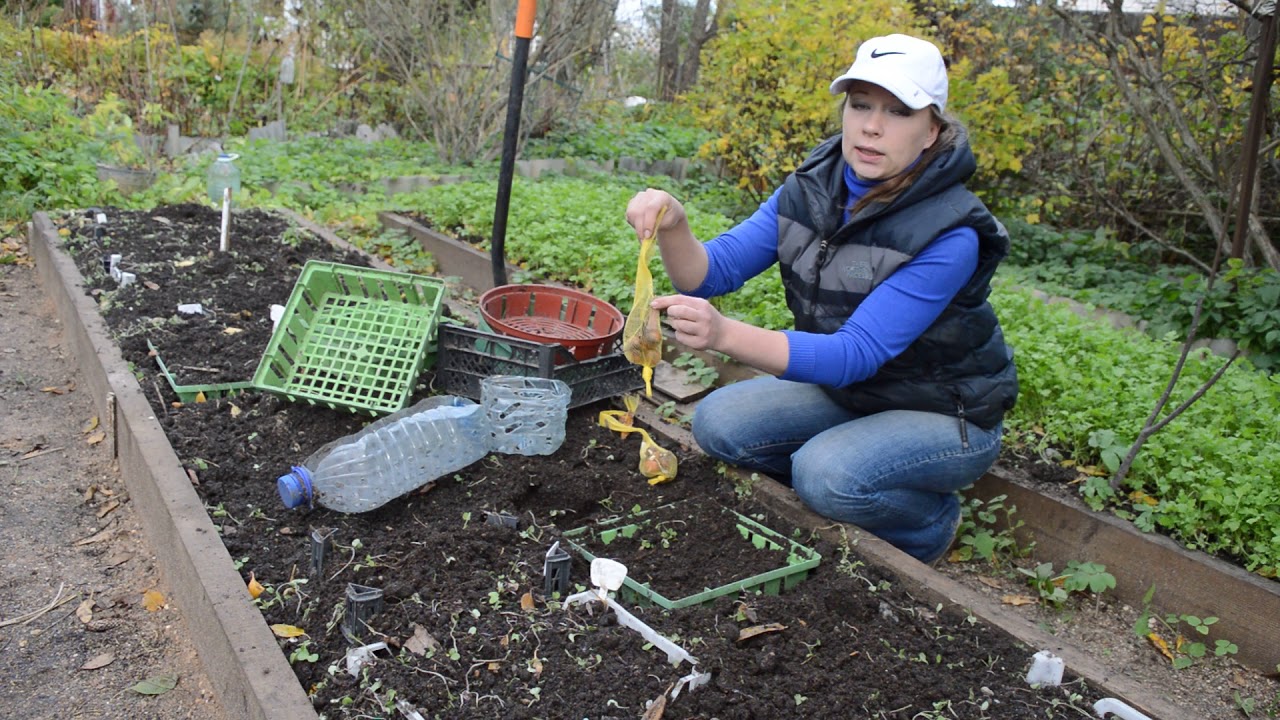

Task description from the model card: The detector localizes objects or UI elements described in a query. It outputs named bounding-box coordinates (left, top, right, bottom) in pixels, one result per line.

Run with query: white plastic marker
left=590, top=557, right=627, bottom=601
left=1024, top=650, right=1064, bottom=687
left=1093, top=698, right=1153, bottom=720
left=219, top=186, right=232, bottom=251
left=563, top=558, right=697, bottom=667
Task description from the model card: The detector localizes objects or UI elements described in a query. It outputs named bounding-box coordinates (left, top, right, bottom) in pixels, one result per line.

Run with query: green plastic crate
left=251, top=261, right=445, bottom=415
left=563, top=504, right=821, bottom=610
left=147, top=339, right=254, bottom=403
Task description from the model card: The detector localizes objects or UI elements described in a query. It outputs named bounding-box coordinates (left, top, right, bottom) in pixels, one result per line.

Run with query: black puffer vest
left=775, top=129, right=1018, bottom=430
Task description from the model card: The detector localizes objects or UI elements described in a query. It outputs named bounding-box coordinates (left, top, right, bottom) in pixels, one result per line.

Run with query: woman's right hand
left=625, top=188, right=687, bottom=242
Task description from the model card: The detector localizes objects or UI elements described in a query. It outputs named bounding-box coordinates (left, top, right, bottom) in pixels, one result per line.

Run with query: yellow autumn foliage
left=686, top=0, right=1034, bottom=207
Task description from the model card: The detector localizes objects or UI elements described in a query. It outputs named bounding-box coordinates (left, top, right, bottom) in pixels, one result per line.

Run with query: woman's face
left=841, top=81, right=941, bottom=181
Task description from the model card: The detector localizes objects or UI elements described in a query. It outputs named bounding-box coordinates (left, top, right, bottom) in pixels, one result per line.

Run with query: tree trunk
left=674, top=0, right=717, bottom=96
left=658, top=0, right=680, bottom=101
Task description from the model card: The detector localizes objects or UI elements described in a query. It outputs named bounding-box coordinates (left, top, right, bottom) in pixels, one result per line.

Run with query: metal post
left=1230, top=3, right=1277, bottom=260
left=491, top=0, right=538, bottom=288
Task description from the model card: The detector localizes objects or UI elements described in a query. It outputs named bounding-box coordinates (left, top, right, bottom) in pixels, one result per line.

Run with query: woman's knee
left=690, top=393, right=736, bottom=461
left=790, top=446, right=871, bottom=522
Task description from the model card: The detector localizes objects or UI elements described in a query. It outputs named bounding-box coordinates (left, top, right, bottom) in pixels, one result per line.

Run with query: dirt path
left=0, top=233, right=225, bottom=720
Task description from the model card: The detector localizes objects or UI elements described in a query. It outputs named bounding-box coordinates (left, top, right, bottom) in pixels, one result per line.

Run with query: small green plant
left=654, top=400, right=693, bottom=427
left=1017, top=560, right=1115, bottom=608
left=672, top=352, right=719, bottom=388
left=952, top=494, right=1030, bottom=565
left=1131, top=584, right=1240, bottom=669
left=1017, top=562, right=1070, bottom=606
left=289, top=640, right=320, bottom=664
left=1061, top=561, right=1117, bottom=595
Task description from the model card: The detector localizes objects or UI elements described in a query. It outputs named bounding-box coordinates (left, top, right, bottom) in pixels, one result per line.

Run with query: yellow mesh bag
left=622, top=206, right=667, bottom=397
left=598, top=394, right=678, bottom=485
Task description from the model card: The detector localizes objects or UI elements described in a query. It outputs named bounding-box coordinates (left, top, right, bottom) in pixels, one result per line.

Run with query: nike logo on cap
left=870, top=49, right=904, bottom=59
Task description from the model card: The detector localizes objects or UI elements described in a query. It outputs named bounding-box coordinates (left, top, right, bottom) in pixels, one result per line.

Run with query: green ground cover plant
left=1001, top=217, right=1280, bottom=372
left=996, top=285, right=1280, bottom=575
left=523, top=103, right=712, bottom=162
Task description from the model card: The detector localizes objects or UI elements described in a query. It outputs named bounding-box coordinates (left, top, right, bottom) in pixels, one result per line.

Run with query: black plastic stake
left=485, top=511, right=519, bottom=529
left=544, top=541, right=571, bottom=596
left=490, top=0, right=538, bottom=289
left=310, top=527, right=335, bottom=579
left=342, top=583, right=385, bottom=643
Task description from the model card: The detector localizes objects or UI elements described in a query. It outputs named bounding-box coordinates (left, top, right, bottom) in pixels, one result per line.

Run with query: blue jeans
left=692, top=376, right=1002, bottom=563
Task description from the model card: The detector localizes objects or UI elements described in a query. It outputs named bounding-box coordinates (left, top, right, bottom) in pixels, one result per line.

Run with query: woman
left=624, top=34, right=1018, bottom=564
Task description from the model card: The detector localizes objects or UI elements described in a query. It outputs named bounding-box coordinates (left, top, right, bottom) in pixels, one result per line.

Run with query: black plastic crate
left=435, top=324, right=642, bottom=409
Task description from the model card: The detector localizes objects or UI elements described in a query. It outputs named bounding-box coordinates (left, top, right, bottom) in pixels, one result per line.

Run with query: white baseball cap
left=829, top=34, right=948, bottom=112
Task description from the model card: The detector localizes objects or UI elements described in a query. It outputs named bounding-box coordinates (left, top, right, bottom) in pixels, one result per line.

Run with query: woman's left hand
left=652, top=294, right=722, bottom=351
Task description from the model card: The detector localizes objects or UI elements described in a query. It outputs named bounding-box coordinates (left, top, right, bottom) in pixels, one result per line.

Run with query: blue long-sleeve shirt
left=684, top=167, right=979, bottom=387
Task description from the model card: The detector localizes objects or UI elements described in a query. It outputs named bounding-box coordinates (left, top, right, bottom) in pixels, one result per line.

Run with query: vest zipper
left=810, top=238, right=832, bottom=304
left=954, top=398, right=970, bottom=450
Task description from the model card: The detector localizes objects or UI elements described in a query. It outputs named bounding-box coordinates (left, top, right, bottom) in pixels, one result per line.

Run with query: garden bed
left=30, top=205, right=1210, bottom=719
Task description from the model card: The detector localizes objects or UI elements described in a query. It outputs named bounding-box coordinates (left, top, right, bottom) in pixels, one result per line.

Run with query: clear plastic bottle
left=481, top=376, right=571, bottom=456
left=206, top=153, right=241, bottom=206
left=277, top=396, right=492, bottom=513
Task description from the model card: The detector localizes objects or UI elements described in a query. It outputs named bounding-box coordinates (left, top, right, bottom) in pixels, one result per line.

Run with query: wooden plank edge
left=30, top=212, right=319, bottom=720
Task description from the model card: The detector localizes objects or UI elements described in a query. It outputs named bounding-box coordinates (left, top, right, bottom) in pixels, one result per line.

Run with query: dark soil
left=52, top=205, right=1107, bottom=718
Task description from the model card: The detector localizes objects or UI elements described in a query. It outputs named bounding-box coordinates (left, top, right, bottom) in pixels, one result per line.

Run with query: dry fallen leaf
left=977, top=576, right=1003, bottom=590
left=1148, top=632, right=1175, bottom=661
left=20, top=445, right=56, bottom=460
left=229, top=403, right=242, bottom=418
left=1001, top=594, right=1039, bottom=607
left=247, top=572, right=264, bottom=599
left=104, top=551, right=133, bottom=568
left=222, top=327, right=243, bottom=335
left=76, top=597, right=95, bottom=624
left=641, top=689, right=668, bottom=720
left=173, top=259, right=196, bottom=268
left=86, top=430, right=106, bottom=446
left=737, top=623, right=787, bottom=643
left=130, top=673, right=178, bottom=695
left=41, top=386, right=65, bottom=395
left=81, top=416, right=99, bottom=433
left=520, top=591, right=535, bottom=612
left=527, top=652, right=544, bottom=678
left=143, top=281, right=160, bottom=291
left=80, top=652, right=115, bottom=671
left=142, top=589, right=166, bottom=612
left=487, top=661, right=502, bottom=672
left=75, top=527, right=115, bottom=546
left=1129, top=490, right=1159, bottom=507
left=270, top=624, right=307, bottom=638
left=96, top=499, right=121, bottom=518
left=83, top=484, right=98, bottom=503
left=404, top=623, right=441, bottom=655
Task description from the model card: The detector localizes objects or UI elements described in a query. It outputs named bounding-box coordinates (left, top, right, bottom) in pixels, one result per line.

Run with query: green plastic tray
left=147, top=339, right=254, bottom=403
left=563, top=504, right=821, bottom=610
left=251, top=261, right=445, bottom=416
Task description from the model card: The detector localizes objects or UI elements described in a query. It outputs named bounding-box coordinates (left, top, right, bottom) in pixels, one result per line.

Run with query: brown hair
left=848, top=105, right=955, bottom=218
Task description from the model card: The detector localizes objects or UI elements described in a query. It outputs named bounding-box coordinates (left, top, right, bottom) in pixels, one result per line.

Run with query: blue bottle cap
left=277, top=466, right=313, bottom=509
